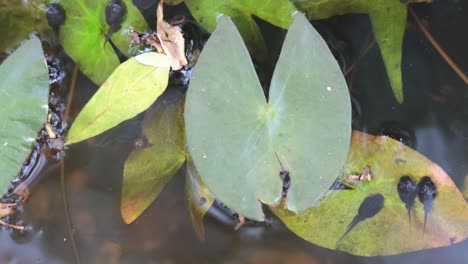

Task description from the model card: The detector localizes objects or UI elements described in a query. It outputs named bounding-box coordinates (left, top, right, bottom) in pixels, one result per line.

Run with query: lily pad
left=56, top=0, right=148, bottom=84
left=186, top=159, right=215, bottom=240
left=65, top=52, right=170, bottom=145
left=184, top=14, right=351, bottom=220
left=0, top=36, right=49, bottom=193
left=184, top=0, right=297, bottom=63
left=273, top=131, right=468, bottom=256
left=121, top=92, right=186, bottom=224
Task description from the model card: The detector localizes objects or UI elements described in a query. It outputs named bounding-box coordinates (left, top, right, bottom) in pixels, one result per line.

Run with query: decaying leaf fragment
left=156, top=0, right=187, bottom=70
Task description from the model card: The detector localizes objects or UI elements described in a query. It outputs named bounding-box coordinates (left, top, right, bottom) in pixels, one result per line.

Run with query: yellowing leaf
left=66, top=52, right=170, bottom=145
left=121, top=91, right=186, bottom=224
left=186, top=159, right=215, bottom=240
left=273, top=131, right=468, bottom=256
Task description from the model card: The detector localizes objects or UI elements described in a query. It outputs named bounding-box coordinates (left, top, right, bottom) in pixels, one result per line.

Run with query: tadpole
left=397, top=176, right=418, bottom=230
left=338, top=194, right=384, bottom=243
left=46, top=3, right=66, bottom=31
left=105, top=0, right=126, bottom=44
left=417, top=176, right=437, bottom=234
left=275, top=153, right=291, bottom=198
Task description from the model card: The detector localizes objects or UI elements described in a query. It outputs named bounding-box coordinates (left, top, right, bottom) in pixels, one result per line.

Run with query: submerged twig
left=345, top=32, right=375, bottom=77
left=408, top=6, right=468, bottom=84
left=61, top=63, right=81, bottom=264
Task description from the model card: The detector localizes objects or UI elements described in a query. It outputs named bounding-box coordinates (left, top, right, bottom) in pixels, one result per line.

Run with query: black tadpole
left=46, top=3, right=66, bottom=31
left=338, top=194, right=384, bottom=243
left=105, top=0, right=126, bottom=44
left=417, top=176, right=437, bottom=234
left=275, top=153, right=291, bottom=198
left=397, top=176, right=418, bottom=230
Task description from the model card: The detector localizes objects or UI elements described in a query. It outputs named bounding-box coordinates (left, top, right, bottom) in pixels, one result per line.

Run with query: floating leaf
left=0, top=36, right=49, bottom=193
left=121, top=91, right=186, bottom=224
left=186, top=159, right=215, bottom=240
left=65, top=52, right=170, bottom=145
left=292, top=0, right=426, bottom=103
left=184, top=14, right=351, bottom=220
left=57, top=0, right=148, bottom=84
left=184, top=0, right=297, bottom=63
left=273, top=131, right=468, bottom=256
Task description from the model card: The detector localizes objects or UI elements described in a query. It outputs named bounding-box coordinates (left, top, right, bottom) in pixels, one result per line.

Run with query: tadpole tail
left=338, top=215, right=361, bottom=243
left=104, top=27, right=116, bottom=46
left=423, top=210, right=428, bottom=237
left=406, top=204, right=412, bottom=231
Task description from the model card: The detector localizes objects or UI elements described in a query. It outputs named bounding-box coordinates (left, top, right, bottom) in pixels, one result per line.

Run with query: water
left=1, top=1, right=467, bottom=263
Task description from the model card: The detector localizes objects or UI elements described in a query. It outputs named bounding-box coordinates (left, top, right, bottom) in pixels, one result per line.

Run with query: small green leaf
left=0, top=36, right=49, bottom=193
left=57, top=0, right=148, bottom=84
left=185, top=0, right=297, bottom=63
left=121, top=92, right=186, bottom=224
left=186, top=159, right=215, bottom=241
left=184, top=14, right=351, bottom=220
left=273, top=131, right=468, bottom=256
left=66, top=52, right=170, bottom=145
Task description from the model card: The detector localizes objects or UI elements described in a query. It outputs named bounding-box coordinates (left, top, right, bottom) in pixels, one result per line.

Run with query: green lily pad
left=184, top=14, right=351, bottom=220
left=184, top=0, right=297, bottom=63
left=186, top=159, right=215, bottom=240
left=273, top=131, right=468, bottom=256
left=0, top=36, right=49, bottom=193
left=65, top=52, right=170, bottom=145
left=57, top=0, right=148, bottom=84
left=121, top=92, right=186, bottom=224
left=292, top=0, right=426, bottom=103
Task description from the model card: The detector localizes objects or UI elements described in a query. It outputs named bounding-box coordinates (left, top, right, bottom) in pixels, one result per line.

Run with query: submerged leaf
left=0, top=0, right=52, bottom=52
left=273, top=131, right=468, bottom=256
left=186, top=159, right=215, bottom=240
left=57, top=0, right=148, bottom=84
left=0, top=36, right=49, bottom=193
left=184, top=14, right=351, bottom=220
left=66, top=52, right=170, bottom=145
left=184, top=0, right=297, bottom=63
left=292, top=0, right=427, bottom=103
left=121, top=92, right=186, bottom=224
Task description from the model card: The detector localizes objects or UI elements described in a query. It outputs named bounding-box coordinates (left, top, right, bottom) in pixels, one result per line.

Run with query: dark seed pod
left=46, top=3, right=66, bottom=31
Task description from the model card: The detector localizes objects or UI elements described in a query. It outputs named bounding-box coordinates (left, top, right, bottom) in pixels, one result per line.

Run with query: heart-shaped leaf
left=273, top=131, right=468, bottom=256
left=121, top=91, right=186, bottom=224
left=66, top=52, right=170, bottom=145
left=184, top=14, right=351, bottom=220
left=0, top=36, right=49, bottom=193
left=184, top=0, right=297, bottom=63
left=57, top=0, right=148, bottom=84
